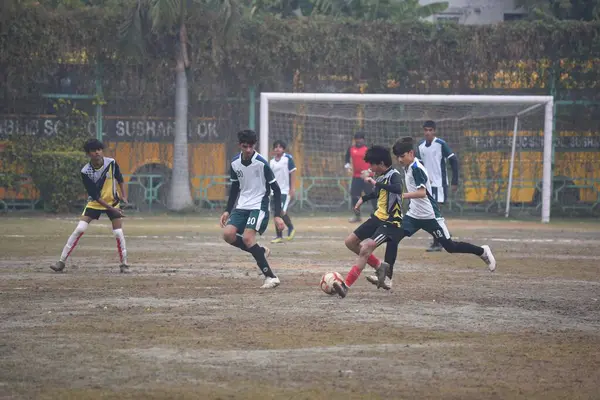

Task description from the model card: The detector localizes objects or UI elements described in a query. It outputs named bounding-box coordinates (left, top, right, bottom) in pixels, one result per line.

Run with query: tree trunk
left=167, top=54, right=194, bottom=211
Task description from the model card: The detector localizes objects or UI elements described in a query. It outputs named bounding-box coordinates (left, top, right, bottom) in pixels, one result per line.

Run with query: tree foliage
left=1, top=8, right=600, bottom=109
left=0, top=100, right=89, bottom=212
left=516, top=0, right=600, bottom=21
left=249, top=0, right=448, bottom=20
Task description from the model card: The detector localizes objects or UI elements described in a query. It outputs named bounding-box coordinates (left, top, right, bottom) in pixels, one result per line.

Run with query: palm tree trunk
left=167, top=53, right=194, bottom=211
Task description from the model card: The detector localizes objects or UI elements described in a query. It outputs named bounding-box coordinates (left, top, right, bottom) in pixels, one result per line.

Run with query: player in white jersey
left=269, top=140, right=297, bottom=243
left=417, top=120, right=459, bottom=252
left=387, top=137, right=496, bottom=276
left=220, top=130, right=286, bottom=289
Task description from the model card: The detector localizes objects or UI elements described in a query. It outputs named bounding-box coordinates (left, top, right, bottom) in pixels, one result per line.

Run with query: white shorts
left=270, top=194, right=291, bottom=213
left=431, top=186, right=447, bottom=204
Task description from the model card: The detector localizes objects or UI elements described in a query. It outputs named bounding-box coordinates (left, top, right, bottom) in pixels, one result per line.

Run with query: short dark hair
left=83, top=138, right=104, bottom=153
left=354, top=131, right=366, bottom=140
left=423, top=120, right=436, bottom=129
left=237, top=129, right=257, bottom=145
left=392, top=137, right=414, bottom=156
left=364, top=145, right=392, bottom=167
left=273, top=140, right=287, bottom=149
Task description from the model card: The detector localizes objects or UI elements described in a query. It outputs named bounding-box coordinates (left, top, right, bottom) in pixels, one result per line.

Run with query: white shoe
left=366, top=275, right=392, bottom=290
left=480, top=245, right=496, bottom=272
left=260, top=276, right=280, bottom=289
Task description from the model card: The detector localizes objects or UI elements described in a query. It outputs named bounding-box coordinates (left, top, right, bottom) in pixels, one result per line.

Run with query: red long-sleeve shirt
left=345, top=145, right=370, bottom=178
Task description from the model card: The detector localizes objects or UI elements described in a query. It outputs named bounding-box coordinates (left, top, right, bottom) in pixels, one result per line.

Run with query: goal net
left=260, top=93, right=554, bottom=222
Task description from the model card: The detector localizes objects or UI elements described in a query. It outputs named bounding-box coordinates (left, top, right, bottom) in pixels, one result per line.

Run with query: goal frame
left=260, top=93, right=554, bottom=223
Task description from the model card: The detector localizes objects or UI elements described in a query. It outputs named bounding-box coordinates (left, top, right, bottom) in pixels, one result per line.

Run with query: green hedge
left=30, top=151, right=87, bottom=213
left=2, top=9, right=600, bottom=108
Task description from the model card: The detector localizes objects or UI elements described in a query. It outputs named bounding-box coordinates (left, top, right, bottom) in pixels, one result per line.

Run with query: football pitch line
left=2, top=233, right=600, bottom=246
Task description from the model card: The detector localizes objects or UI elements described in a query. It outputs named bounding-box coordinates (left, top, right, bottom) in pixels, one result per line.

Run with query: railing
left=124, top=174, right=166, bottom=212
left=0, top=174, right=40, bottom=212
left=2, top=173, right=600, bottom=217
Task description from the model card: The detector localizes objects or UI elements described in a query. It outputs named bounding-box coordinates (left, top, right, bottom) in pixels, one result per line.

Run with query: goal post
left=260, top=93, right=554, bottom=223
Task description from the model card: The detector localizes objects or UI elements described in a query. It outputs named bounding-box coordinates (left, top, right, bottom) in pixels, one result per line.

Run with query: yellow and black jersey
left=362, top=167, right=403, bottom=227
left=81, top=157, right=123, bottom=210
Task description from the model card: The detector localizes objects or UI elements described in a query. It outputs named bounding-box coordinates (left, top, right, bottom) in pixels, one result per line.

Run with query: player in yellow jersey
left=51, top=139, right=130, bottom=273
left=333, top=145, right=402, bottom=298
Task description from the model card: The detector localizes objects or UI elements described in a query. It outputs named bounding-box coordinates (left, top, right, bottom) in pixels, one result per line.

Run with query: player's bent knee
left=345, top=234, right=360, bottom=250
left=74, top=220, right=89, bottom=235
left=222, top=230, right=237, bottom=243
left=360, top=239, right=377, bottom=254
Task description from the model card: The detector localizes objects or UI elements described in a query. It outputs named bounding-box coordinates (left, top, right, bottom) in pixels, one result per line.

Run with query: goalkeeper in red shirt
left=345, top=131, right=376, bottom=223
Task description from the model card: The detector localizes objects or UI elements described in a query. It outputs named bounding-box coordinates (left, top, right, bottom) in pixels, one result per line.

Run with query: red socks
left=367, top=254, right=381, bottom=269
left=345, top=265, right=362, bottom=287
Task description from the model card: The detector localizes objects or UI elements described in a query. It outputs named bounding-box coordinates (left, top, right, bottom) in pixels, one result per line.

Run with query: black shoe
left=426, top=243, right=443, bottom=252
left=333, top=281, right=348, bottom=298
left=50, top=261, right=65, bottom=272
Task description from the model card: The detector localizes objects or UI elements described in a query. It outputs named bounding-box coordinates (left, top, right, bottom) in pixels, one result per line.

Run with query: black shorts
left=82, top=207, right=122, bottom=221
left=353, top=217, right=403, bottom=246
left=350, top=177, right=374, bottom=197
left=402, top=215, right=451, bottom=240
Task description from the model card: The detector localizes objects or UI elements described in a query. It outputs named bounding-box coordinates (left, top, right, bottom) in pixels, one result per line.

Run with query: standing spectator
left=345, top=131, right=375, bottom=223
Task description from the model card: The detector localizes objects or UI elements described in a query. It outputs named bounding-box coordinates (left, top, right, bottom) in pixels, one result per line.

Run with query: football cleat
left=366, top=275, right=392, bottom=290
left=286, top=228, right=296, bottom=241
left=271, top=237, right=283, bottom=244
left=348, top=215, right=361, bottom=223
left=261, top=276, right=280, bottom=289
left=426, top=242, right=443, bottom=252
left=376, top=262, right=390, bottom=289
left=480, top=245, right=496, bottom=272
left=332, top=281, right=348, bottom=298
left=50, top=261, right=66, bottom=272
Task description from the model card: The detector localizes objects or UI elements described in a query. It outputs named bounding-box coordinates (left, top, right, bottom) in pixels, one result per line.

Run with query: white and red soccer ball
left=320, top=271, right=344, bottom=295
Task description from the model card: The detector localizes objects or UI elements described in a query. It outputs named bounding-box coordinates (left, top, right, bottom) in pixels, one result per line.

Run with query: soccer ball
left=320, top=272, right=344, bottom=295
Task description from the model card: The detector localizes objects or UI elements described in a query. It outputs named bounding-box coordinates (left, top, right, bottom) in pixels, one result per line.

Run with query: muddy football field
left=1, top=214, right=599, bottom=399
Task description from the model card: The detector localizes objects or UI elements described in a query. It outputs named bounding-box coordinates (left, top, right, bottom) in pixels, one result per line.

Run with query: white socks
left=60, top=222, right=128, bottom=265
left=60, top=221, right=89, bottom=262
left=113, top=228, right=127, bottom=265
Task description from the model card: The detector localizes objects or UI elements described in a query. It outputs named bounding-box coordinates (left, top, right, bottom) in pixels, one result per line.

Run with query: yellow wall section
left=95, top=142, right=226, bottom=201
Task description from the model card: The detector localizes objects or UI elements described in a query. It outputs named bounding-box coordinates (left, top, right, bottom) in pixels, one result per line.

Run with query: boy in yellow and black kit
left=334, top=145, right=402, bottom=298
left=51, top=139, right=130, bottom=273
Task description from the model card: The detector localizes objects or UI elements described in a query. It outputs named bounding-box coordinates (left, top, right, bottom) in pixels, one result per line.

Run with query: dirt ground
left=0, top=213, right=599, bottom=399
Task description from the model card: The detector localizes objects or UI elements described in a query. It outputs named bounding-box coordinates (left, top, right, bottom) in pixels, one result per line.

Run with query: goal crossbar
left=260, top=92, right=554, bottom=223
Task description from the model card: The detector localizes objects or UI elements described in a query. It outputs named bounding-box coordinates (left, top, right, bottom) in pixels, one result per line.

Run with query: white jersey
left=417, top=137, right=455, bottom=188
left=403, top=159, right=442, bottom=220
left=270, top=153, right=297, bottom=195
left=229, top=152, right=276, bottom=211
